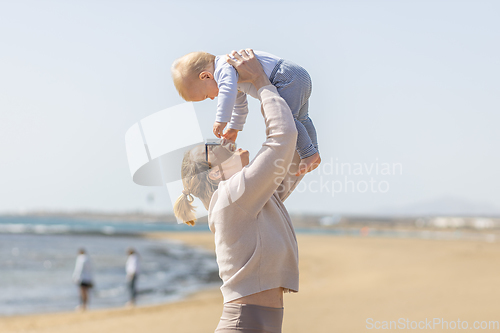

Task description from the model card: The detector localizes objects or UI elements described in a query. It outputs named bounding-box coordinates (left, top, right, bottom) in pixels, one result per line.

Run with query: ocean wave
left=0, top=223, right=71, bottom=234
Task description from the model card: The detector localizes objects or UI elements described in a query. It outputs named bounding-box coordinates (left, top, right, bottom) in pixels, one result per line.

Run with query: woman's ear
left=208, top=167, right=221, bottom=181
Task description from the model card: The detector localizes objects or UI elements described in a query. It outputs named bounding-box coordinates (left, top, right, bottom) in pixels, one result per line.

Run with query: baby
left=171, top=49, right=320, bottom=176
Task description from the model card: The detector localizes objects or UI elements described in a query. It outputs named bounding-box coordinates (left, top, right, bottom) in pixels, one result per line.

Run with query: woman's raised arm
left=222, top=50, right=298, bottom=215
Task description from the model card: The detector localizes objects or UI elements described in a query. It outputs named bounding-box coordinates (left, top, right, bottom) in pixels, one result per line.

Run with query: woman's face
left=191, top=144, right=250, bottom=180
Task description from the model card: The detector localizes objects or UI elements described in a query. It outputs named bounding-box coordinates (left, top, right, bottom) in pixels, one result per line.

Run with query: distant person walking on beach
left=72, top=248, right=93, bottom=311
left=174, top=50, right=304, bottom=333
left=125, top=247, right=140, bottom=306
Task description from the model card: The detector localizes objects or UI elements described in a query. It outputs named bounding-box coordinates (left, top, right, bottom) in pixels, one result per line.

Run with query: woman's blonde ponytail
left=173, top=191, right=197, bottom=226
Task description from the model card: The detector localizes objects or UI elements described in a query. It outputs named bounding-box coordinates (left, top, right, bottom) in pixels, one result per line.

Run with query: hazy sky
left=1, top=0, right=499, bottom=215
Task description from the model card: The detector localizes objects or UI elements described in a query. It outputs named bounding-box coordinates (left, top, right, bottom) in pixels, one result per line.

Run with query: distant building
left=473, top=218, right=495, bottom=229
left=416, top=217, right=499, bottom=229
left=319, top=215, right=342, bottom=226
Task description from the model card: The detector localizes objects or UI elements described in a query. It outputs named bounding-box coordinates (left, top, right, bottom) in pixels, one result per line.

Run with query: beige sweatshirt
left=208, top=85, right=303, bottom=304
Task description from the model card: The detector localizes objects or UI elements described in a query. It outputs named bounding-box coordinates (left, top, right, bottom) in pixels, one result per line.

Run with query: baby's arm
left=228, top=91, right=249, bottom=131
left=222, top=91, right=249, bottom=141
left=214, top=62, right=239, bottom=138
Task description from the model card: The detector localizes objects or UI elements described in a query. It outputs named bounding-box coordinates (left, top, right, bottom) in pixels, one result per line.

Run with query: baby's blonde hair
left=171, top=51, right=216, bottom=101
left=173, top=147, right=219, bottom=226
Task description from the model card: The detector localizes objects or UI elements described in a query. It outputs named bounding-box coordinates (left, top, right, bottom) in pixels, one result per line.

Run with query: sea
left=0, top=215, right=220, bottom=316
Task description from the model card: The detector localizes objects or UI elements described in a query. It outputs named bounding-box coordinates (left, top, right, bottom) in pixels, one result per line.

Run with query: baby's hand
left=223, top=128, right=239, bottom=142
left=213, top=122, right=227, bottom=138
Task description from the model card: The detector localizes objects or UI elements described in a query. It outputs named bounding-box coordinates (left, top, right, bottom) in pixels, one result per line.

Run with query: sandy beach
left=1, top=232, right=499, bottom=332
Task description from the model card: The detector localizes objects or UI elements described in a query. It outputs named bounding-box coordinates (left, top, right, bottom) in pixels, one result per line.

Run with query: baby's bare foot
left=296, top=152, right=321, bottom=176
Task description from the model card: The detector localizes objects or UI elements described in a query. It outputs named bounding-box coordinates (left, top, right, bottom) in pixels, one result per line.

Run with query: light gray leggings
left=215, top=303, right=284, bottom=333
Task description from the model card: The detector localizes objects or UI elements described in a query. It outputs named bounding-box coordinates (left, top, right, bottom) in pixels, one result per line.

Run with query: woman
left=174, top=49, right=307, bottom=333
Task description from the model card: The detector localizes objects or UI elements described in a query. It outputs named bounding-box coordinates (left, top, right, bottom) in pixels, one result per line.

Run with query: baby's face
left=186, top=76, right=219, bottom=102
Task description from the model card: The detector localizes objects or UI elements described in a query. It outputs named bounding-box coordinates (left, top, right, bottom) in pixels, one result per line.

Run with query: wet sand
left=1, top=232, right=500, bottom=332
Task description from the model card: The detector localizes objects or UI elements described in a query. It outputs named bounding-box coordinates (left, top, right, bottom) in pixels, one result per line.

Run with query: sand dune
left=1, top=232, right=499, bottom=333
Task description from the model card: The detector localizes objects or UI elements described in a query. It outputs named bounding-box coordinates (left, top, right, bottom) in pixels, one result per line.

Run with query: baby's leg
left=294, top=118, right=317, bottom=159
left=296, top=101, right=318, bottom=157
left=289, top=109, right=320, bottom=176
left=272, top=61, right=319, bottom=173
left=274, top=81, right=316, bottom=159
left=297, top=101, right=318, bottom=151
left=276, top=93, right=320, bottom=175
left=295, top=101, right=320, bottom=175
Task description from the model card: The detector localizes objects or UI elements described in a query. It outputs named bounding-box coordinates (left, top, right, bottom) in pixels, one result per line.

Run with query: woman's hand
left=226, top=49, right=270, bottom=90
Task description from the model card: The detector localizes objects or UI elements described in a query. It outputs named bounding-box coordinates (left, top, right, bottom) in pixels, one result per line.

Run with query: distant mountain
left=374, top=196, right=500, bottom=217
